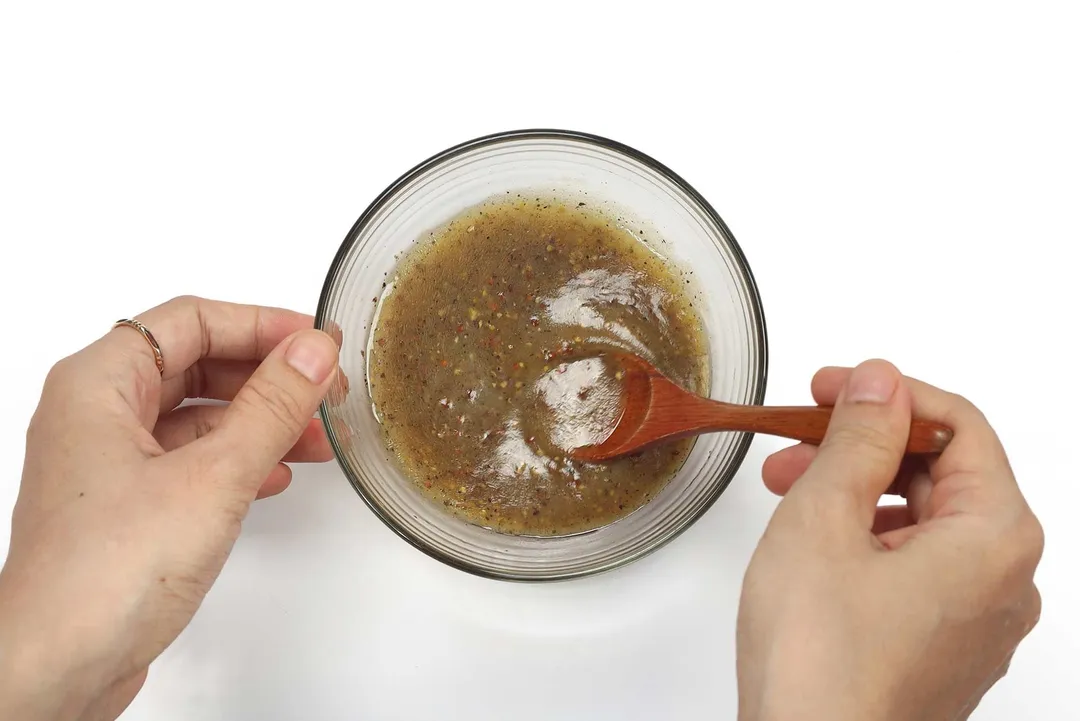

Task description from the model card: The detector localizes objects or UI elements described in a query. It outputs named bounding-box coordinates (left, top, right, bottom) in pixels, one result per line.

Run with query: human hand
left=738, top=360, right=1043, bottom=721
left=0, top=296, right=340, bottom=721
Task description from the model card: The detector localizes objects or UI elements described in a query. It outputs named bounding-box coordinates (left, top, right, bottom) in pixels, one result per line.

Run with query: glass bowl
left=315, top=129, right=767, bottom=581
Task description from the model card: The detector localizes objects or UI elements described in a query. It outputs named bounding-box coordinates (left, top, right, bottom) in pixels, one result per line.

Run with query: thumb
left=182, top=329, right=339, bottom=496
left=787, top=359, right=911, bottom=527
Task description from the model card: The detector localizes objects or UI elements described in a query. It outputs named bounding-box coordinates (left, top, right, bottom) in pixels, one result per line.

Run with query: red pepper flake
left=486, top=277, right=495, bottom=286
left=529, top=316, right=540, bottom=327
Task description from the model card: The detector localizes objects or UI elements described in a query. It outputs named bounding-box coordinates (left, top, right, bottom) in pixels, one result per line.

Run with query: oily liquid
left=368, top=195, right=708, bottom=535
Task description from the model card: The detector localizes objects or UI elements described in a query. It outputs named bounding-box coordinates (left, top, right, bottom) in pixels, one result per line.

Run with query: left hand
left=0, top=296, right=341, bottom=721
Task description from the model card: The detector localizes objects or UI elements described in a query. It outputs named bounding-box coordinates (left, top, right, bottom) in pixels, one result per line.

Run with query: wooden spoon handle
left=717, top=405, right=953, bottom=454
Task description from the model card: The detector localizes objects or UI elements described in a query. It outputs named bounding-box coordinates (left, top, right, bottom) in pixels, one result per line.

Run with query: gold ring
left=113, top=319, right=164, bottom=375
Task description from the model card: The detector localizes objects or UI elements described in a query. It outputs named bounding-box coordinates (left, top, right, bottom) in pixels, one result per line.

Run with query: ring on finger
left=112, top=318, right=165, bottom=376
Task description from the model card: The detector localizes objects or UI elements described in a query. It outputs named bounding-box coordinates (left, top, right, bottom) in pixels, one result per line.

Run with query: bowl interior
left=317, top=130, right=767, bottom=580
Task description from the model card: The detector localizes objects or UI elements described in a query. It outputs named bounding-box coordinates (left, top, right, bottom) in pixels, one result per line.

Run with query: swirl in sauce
left=368, top=196, right=707, bottom=535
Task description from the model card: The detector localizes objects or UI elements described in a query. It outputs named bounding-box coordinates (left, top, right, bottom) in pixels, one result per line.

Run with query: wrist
left=0, top=572, right=100, bottom=721
left=0, top=638, right=55, bottom=721
left=744, top=695, right=880, bottom=721
left=739, top=647, right=890, bottom=721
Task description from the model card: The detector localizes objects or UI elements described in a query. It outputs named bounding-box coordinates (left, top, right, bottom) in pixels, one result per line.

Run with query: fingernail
left=285, top=331, right=338, bottom=384
left=845, top=360, right=899, bottom=404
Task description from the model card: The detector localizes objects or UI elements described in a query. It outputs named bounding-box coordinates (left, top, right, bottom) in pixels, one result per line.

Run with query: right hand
left=738, top=360, right=1043, bottom=721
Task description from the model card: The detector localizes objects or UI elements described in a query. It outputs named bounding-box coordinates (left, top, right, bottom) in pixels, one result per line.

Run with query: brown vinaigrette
left=368, top=196, right=707, bottom=535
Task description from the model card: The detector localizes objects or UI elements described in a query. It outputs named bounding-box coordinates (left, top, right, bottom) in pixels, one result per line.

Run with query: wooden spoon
left=569, top=353, right=953, bottom=462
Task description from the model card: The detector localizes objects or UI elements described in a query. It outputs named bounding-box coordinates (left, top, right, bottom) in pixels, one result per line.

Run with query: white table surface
left=2, top=2, right=1077, bottom=719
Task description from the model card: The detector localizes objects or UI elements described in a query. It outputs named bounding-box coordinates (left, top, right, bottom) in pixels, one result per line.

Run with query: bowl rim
left=315, top=128, right=769, bottom=582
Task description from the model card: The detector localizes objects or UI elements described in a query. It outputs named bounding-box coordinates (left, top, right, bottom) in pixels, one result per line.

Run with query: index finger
left=811, top=366, right=1012, bottom=484
left=88, top=296, right=315, bottom=414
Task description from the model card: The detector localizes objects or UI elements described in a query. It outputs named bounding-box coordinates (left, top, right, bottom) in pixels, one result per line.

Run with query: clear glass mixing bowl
left=316, top=130, right=767, bottom=581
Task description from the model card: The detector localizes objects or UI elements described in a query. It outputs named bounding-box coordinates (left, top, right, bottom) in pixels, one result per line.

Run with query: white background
left=1, top=2, right=1077, bottom=719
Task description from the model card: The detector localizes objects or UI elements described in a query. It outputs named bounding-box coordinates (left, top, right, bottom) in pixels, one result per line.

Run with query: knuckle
left=184, top=361, right=207, bottom=400
left=1028, top=585, right=1043, bottom=630
left=168, top=293, right=203, bottom=309
left=178, top=455, right=248, bottom=534
left=945, top=390, right=1000, bottom=440
left=945, top=389, right=980, bottom=415
left=996, top=655, right=1013, bottom=682
left=978, top=515, right=1045, bottom=610
left=32, top=356, right=83, bottom=437
left=215, top=496, right=248, bottom=541
left=1022, top=513, right=1046, bottom=564
left=824, top=423, right=899, bottom=461
left=796, top=495, right=845, bottom=534
left=771, top=489, right=849, bottom=544
left=190, top=406, right=217, bottom=440
left=169, top=295, right=212, bottom=357
left=240, top=379, right=305, bottom=432
left=1026, top=582, right=1042, bottom=620
left=1011, top=517, right=1046, bottom=574
left=25, top=407, right=45, bottom=445
left=183, top=442, right=224, bottom=480
left=994, top=509, right=1045, bottom=573
left=43, top=355, right=79, bottom=391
